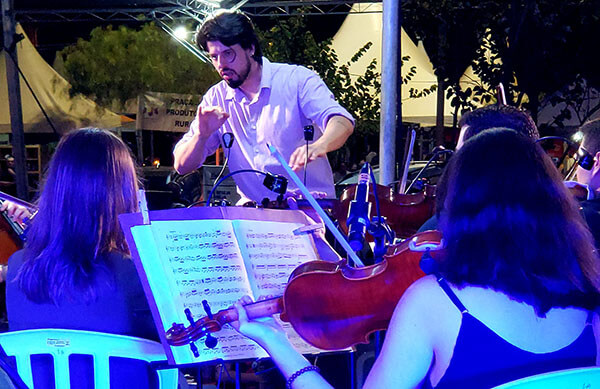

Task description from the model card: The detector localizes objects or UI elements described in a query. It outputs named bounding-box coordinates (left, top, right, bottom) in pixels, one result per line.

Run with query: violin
left=165, top=230, right=444, bottom=351
left=0, top=191, right=36, bottom=265
left=333, top=183, right=436, bottom=240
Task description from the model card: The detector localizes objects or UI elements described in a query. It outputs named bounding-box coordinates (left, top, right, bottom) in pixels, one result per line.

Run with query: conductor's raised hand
left=196, top=106, right=230, bottom=138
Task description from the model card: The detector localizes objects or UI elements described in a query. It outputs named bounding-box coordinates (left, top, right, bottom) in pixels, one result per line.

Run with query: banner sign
left=137, top=92, right=200, bottom=132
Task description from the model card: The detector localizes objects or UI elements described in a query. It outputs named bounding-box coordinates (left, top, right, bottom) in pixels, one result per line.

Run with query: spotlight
left=173, top=26, right=189, bottom=41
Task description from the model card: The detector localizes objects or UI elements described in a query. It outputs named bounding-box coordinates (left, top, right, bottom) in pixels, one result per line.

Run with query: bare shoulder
left=362, top=276, right=461, bottom=388
left=393, top=275, right=461, bottom=332
left=400, top=276, right=453, bottom=310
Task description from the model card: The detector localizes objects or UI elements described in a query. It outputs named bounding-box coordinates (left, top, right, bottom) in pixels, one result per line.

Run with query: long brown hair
left=18, top=128, right=139, bottom=304
left=437, top=128, right=600, bottom=315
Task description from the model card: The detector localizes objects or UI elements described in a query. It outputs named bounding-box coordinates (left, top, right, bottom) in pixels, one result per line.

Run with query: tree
left=256, top=12, right=381, bottom=168
left=402, top=0, right=493, bottom=142
left=403, top=0, right=600, bottom=132
left=463, top=0, right=600, bottom=129
left=256, top=12, right=433, bottom=168
left=57, top=23, right=220, bottom=110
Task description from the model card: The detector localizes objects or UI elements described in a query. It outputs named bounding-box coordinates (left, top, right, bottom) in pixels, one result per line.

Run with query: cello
left=165, top=230, right=444, bottom=351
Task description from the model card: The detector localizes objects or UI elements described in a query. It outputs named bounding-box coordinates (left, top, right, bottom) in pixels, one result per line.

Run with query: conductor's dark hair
left=436, top=128, right=600, bottom=315
left=459, top=105, right=539, bottom=141
left=196, top=10, right=263, bottom=65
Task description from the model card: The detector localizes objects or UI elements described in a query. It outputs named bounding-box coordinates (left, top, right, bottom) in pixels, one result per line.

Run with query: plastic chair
left=493, top=366, right=600, bottom=388
left=0, top=329, right=178, bottom=389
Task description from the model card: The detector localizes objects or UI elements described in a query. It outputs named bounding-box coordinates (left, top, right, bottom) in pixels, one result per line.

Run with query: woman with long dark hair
left=232, top=128, right=600, bottom=388
left=6, top=128, right=156, bottom=340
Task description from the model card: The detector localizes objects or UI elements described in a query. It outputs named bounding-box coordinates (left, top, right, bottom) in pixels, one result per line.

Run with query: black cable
left=405, top=149, right=453, bottom=193
left=186, top=200, right=207, bottom=208
left=213, top=146, right=231, bottom=188
left=205, top=169, right=267, bottom=206
left=213, top=133, right=235, bottom=187
left=3, top=45, right=60, bottom=137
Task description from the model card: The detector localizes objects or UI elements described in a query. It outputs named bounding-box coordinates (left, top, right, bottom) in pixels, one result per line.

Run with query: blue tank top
left=424, top=278, right=597, bottom=389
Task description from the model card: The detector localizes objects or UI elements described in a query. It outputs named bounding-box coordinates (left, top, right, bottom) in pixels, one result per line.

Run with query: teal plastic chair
left=0, top=329, right=178, bottom=389
left=493, top=366, right=600, bottom=388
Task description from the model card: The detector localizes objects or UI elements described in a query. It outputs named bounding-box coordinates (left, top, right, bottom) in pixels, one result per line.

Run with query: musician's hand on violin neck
left=232, top=295, right=287, bottom=346
left=0, top=200, right=32, bottom=224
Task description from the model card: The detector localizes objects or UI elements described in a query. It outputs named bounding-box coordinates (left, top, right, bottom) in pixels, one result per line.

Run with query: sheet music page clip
left=137, top=189, right=150, bottom=225
left=293, top=223, right=324, bottom=235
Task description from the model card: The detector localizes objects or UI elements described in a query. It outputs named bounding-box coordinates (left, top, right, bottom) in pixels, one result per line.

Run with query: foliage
left=402, top=0, right=496, bottom=123
left=480, top=0, right=600, bottom=127
left=257, top=15, right=381, bottom=137
left=58, top=23, right=220, bottom=109
left=402, top=0, right=600, bottom=129
left=257, top=12, right=433, bottom=166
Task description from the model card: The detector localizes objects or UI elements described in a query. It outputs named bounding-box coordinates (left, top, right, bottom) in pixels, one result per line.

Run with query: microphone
left=347, top=163, right=371, bottom=252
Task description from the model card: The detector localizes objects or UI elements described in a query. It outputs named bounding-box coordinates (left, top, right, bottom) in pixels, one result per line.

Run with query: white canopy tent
left=1, top=24, right=122, bottom=134
left=330, top=3, right=457, bottom=127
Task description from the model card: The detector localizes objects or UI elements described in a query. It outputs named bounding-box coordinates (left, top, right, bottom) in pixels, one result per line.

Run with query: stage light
left=173, top=26, right=189, bottom=41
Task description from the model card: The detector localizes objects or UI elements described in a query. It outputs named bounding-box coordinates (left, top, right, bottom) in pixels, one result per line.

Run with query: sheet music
left=148, top=219, right=267, bottom=362
left=129, top=216, right=340, bottom=364
left=233, top=220, right=324, bottom=354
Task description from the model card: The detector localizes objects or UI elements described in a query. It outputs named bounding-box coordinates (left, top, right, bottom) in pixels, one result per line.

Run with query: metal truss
left=242, top=1, right=382, bottom=16
left=15, top=6, right=211, bottom=24
left=15, top=0, right=381, bottom=24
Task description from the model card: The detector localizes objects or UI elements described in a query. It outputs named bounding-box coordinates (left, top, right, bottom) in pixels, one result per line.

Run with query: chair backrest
left=0, top=329, right=178, bottom=389
left=493, top=366, right=600, bottom=388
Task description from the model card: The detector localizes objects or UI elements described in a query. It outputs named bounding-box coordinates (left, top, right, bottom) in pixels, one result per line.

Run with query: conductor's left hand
left=289, top=143, right=327, bottom=172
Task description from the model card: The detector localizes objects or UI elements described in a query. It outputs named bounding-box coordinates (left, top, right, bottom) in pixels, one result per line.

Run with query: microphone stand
left=365, top=166, right=395, bottom=263
left=405, top=148, right=453, bottom=194
left=303, top=125, right=314, bottom=186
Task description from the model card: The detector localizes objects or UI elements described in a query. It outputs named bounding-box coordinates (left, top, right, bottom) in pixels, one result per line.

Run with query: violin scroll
left=165, top=297, right=285, bottom=348
left=165, top=316, right=224, bottom=347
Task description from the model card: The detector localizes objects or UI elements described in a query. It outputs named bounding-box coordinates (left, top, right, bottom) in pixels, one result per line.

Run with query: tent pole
left=380, top=0, right=404, bottom=186
left=2, top=0, right=28, bottom=200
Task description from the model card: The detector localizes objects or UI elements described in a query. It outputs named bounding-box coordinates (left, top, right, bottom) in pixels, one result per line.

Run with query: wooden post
left=2, top=0, right=28, bottom=200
